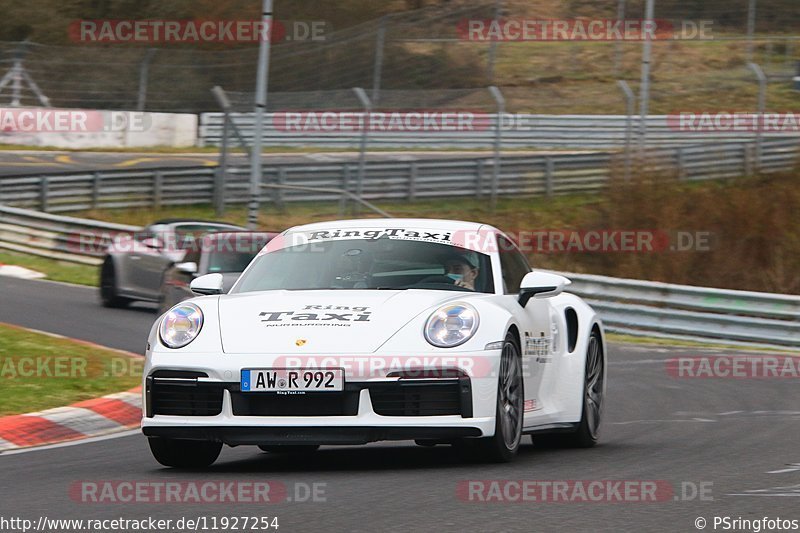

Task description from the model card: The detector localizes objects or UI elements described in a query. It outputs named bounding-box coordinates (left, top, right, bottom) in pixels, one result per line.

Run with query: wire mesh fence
left=0, top=1, right=797, bottom=114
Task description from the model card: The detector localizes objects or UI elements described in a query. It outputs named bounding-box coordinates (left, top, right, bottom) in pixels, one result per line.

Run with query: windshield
left=232, top=237, right=494, bottom=293
left=206, top=248, right=260, bottom=274
left=173, top=224, right=241, bottom=251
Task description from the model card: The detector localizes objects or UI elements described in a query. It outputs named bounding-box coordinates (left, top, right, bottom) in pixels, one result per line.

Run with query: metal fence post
left=339, top=165, right=350, bottom=216
left=137, top=49, right=156, bottom=112
left=613, top=0, right=626, bottom=75
left=371, top=17, right=386, bottom=106
left=249, top=0, right=274, bottom=230
left=352, top=87, right=372, bottom=215
left=488, top=86, right=505, bottom=213
left=275, top=167, right=286, bottom=210
left=676, top=148, right=687, bottom=180
left=637, top=0, right=654, bottom=153
left=544, top=157, right=554, bottom=197
left=40, top=177, right=48, bottom=212
left=475, top=160, right=484, bottom=199
left=744, top=143, right=754, bottom=176
left=746, top=0, right=757, bottom=63
left=153, top=170, right=163, bottom=209
left=747, top=62, right=766, bottom=171
left=486, top=0, right=502, bottom=83
left=214, top=110, right=229, bottom=217
left=408, top=162, right=417, bottom=201
left=617, top=80, right=635, bottom=182
left=91, top=172, right=101, bottom=209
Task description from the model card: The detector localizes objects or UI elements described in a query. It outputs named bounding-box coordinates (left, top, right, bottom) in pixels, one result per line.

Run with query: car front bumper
left=140, top=350, right=501, bottom=444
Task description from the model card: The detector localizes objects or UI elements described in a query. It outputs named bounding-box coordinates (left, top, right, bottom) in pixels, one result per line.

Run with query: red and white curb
left=0, top=264, right=46, bottom=279
left=0, top=387, right=142, bottom=451
left=0, top=321, right=143, bottom=452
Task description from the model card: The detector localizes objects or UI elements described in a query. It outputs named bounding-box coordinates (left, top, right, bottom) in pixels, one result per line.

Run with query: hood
left=218, top=289, right=475, bottom=354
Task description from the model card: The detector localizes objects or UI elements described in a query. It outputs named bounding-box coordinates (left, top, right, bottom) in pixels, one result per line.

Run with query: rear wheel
left=258, top=445, right=320, bottom=454
left=534, top=330, right=604, bottom=448
left=100, top=259, right=129, bottom=308
left=148, top=437, right=222, bottom=468
left=460, top=332, right=523, bottom=463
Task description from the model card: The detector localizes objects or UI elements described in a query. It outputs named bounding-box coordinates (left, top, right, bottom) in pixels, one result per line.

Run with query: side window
left=497, top=235, right=530, bottom=294
left=135, top=227, right=154, bottom=242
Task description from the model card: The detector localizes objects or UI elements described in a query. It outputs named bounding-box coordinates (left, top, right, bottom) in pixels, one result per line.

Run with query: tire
left=99, top=259, right=129, bottom=308
left=534, top=329, right=604, bottom=449
left=258, top=445, right=320, bottom=454
left=460, top=332, right=524, bottom=463
left=148, top=437, right=222, bottom=468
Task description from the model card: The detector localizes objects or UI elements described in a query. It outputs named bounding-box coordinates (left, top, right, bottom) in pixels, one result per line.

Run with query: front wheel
left=460, top=332, right=523, bottom=463
left=535, top=330, right=604, bottom=448
left=100, top=259, right=129, bottom=308
left=148, top=437, right=222, bottom=468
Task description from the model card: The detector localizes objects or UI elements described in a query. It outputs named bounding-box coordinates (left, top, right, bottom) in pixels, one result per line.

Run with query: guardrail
left=199, top=113, right=800, bottom=149
left=0, top=205, right=796, bottom=348
left=0, top=205, right=140, bottom=265
left=0, top=138, right=798, bottom=213
left=564, top=272, right=800, bottom=349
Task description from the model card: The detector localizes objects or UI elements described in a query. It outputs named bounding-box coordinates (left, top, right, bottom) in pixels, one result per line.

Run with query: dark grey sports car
left=99, top=219, right=244, bottom=308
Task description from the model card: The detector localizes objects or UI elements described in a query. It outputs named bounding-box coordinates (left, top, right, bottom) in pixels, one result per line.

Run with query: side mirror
left=141, top=237, right=162, bottom=250
left=176, top=262, right=198, bottom=275
left=518, top=272, right=571, bottom=307
left=190, top=273, right=224, bottom=296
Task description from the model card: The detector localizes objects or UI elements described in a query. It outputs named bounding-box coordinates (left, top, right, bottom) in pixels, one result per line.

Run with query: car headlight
left=159, top=303, right=203, bottom=349
left=424, top=303, right=479, bottom=348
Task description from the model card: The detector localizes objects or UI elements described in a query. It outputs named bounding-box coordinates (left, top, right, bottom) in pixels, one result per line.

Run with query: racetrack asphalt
left=0, top=276, right=798, bottom=532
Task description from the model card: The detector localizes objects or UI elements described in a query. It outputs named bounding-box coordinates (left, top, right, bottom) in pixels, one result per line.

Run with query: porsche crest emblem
left=295, top=339, right=307, bottom=347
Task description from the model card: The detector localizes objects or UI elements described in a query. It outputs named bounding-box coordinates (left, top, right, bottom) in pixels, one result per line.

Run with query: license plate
left=241, top=368, right=344, bottom=392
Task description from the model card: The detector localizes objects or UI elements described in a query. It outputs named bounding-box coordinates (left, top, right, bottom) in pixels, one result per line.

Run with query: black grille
left=230, top=391, right=360, bottom=416
left=150, top=376, right=224, bottom=416
left=368, top=380, right=464, bottom=416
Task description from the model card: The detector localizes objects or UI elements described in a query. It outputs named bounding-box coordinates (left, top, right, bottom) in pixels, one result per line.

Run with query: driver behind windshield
left=444, top=251, right=480, bottom=291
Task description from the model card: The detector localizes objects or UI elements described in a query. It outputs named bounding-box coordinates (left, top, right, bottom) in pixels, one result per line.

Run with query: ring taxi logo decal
left=260, top=305, right=372, bottom=327
left=307, top=228, right=452, bottom=243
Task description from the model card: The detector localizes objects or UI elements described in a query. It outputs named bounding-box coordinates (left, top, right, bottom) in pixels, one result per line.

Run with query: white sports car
left=142, top=218, right=606, bottom=467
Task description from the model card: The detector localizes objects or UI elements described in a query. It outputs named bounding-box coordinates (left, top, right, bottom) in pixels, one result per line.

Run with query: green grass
left=0, top=251, right=98, bottom=287
left=0, top=323, right=141, bottom=416
left=73, top=193, right=602, bottom=233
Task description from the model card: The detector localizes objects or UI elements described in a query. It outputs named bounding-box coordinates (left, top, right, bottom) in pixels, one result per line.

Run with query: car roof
left=286, top=218, right=491, bottom=234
